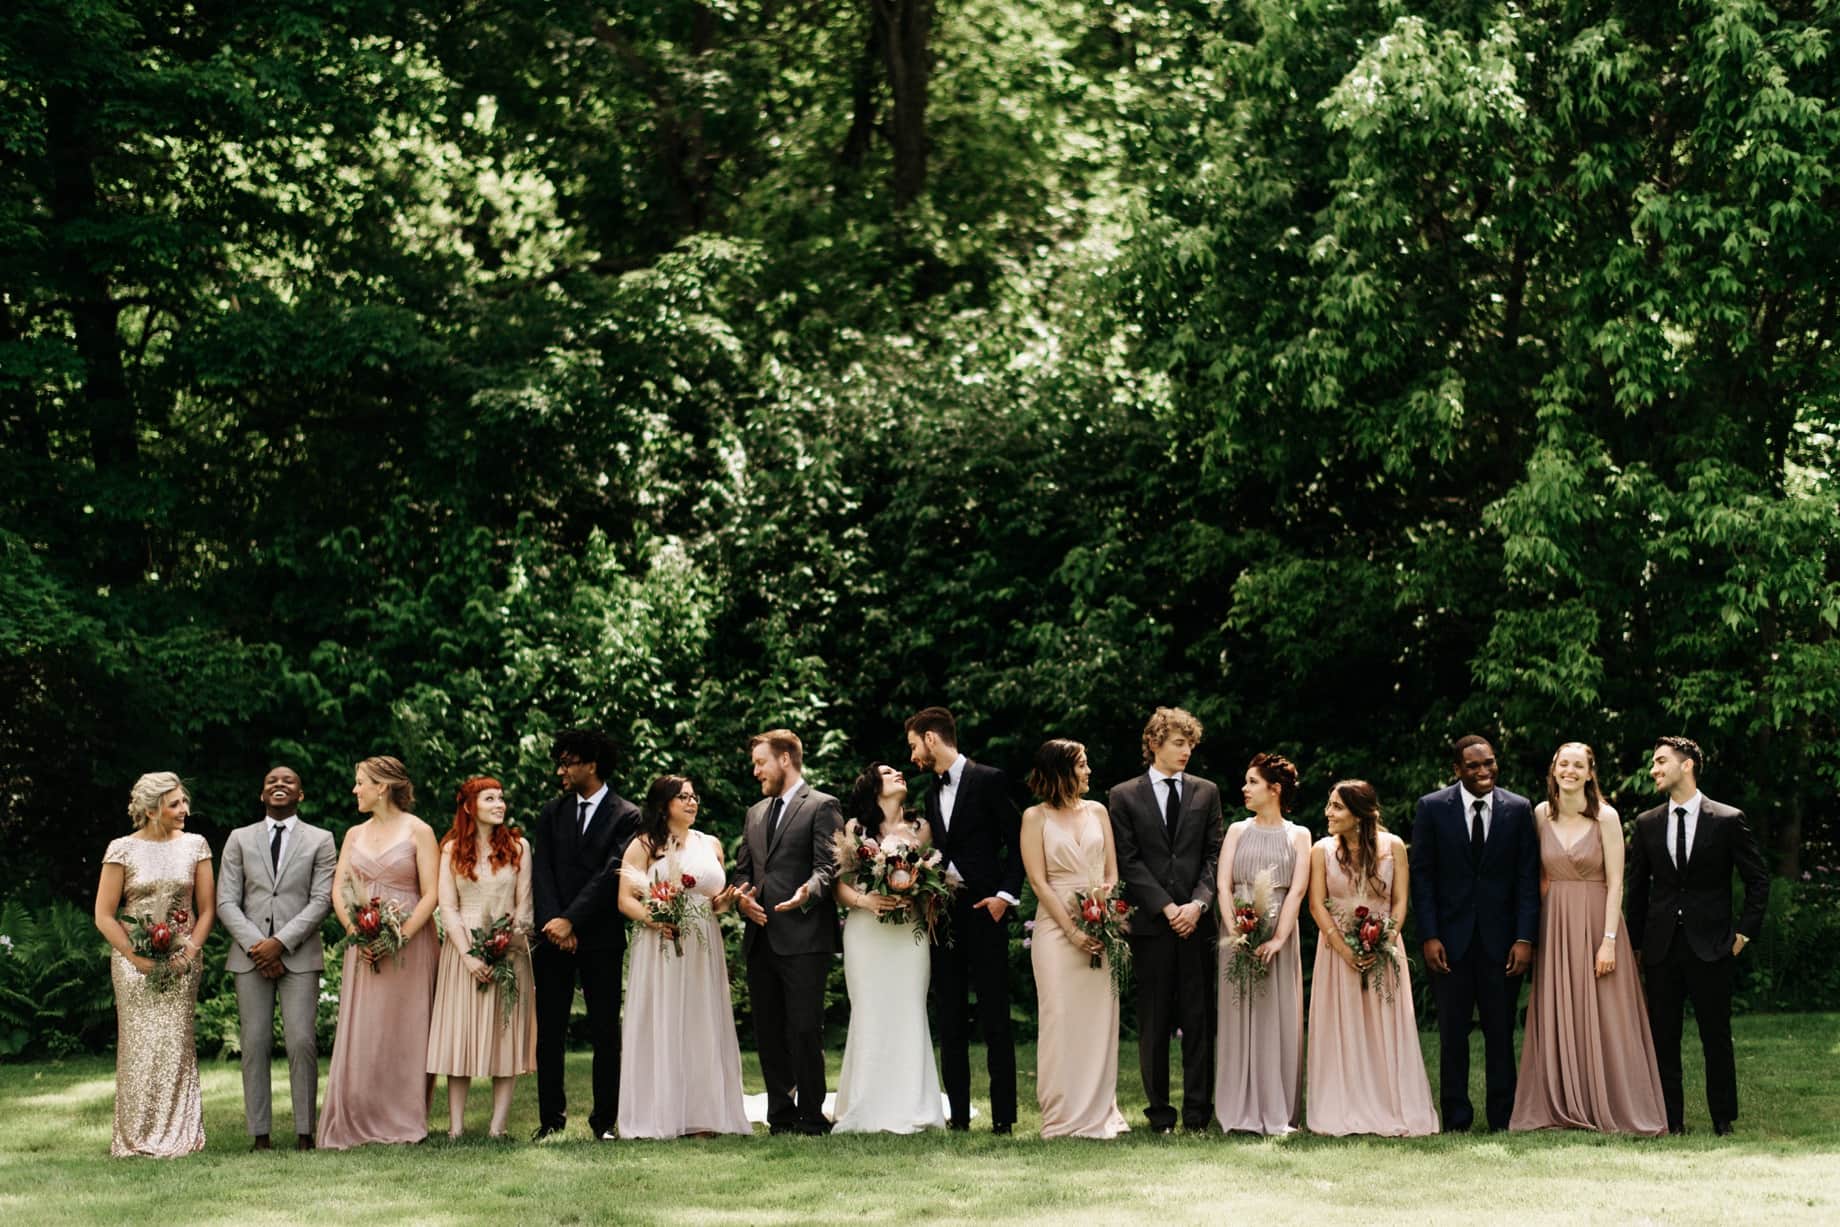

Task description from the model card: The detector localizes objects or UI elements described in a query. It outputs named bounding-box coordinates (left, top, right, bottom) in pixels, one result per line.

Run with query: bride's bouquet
left=1220, top=868, right=1277, bottom=1001
left=832, top=820, right=953, bottom=944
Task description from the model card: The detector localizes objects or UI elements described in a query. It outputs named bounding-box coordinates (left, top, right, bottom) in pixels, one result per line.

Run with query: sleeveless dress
left=1214, top=820, right=1303, bottom=1134
left=617, top=831, right=750, bottom=1137
left=427, top=838, right=537, bottom=1078
left=1305, top=838, right=1438, bottom=1136
left=1510, top=819, right=1667, bottom=1135
left=1031, top=804, right=1128, bottom=1139
left=317, top=837, right=439, bottom=1148
left=832, top=824, right=947, bottom=1133
left=104, top=832, right=211, bottom=1157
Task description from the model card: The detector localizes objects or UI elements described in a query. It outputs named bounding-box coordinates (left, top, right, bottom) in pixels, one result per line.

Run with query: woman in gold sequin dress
left=92, top=772, right=218, bottom=1157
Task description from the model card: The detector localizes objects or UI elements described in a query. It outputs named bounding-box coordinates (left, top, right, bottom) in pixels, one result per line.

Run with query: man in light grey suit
left=216, top=765, right=337, bottom=1151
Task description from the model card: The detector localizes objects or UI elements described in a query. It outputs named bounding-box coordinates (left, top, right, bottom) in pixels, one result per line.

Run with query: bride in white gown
left=830, top=763, right=948, bottom=1134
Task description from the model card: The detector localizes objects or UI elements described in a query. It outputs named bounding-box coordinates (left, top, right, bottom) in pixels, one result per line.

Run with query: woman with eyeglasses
left=614, top=775, right=750, bottom=1138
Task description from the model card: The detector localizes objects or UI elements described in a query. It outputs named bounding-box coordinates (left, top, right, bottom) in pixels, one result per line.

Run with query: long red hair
left=444, top=776, right=522, bottom=880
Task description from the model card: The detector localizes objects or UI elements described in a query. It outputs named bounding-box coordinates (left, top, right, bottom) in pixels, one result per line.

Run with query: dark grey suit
left=732, top=780, right=841, bottom=1132
left=1109, top=771, right=1223, bottom=1130
left=216, top=818, right=336, bottom=1137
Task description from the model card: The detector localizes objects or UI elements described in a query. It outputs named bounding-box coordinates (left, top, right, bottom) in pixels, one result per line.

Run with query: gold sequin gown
left=104, top=832, right=212, bottom=1158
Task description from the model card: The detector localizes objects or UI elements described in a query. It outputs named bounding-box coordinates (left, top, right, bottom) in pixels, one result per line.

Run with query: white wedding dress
left=831, top=837, right=948, bottom=1134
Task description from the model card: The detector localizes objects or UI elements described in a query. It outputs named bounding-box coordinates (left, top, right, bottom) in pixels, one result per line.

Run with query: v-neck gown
left=1510, top=820, right=1667, bottom=1135
left=317, top=837, right=438, bottom=1149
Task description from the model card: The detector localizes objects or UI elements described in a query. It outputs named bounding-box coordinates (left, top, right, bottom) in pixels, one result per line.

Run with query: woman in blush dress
left=428, top=777, right=536, bottom=1138
left=1510, top=742, right=1667, bottom=1135
left=1304, top=780, right=1437, bottom=1137
left=831, top=762, right=947, bottom=1134
left=1022, top=739, right=1128, bottom=1140
left=317, top=756, right=441, bottom=1149
left=93, top=772, right=217, bottom=1157
left=615, top=775, right=750, bottom=1139
left=1214, top=753, right=1312, bottom=1135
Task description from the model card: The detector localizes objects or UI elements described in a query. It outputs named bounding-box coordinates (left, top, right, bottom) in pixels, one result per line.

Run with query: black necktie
left=765, top=797, right=785, bottom=844
left=1470, top=799, right=1486, bottom=864
left=269, top=822, right=284, bottom=873
left=578, top=798, right=591, bottom=835
left=1164, top=777, right=1182, bottom=832
left=1675, top=806, right=1688, bottom=871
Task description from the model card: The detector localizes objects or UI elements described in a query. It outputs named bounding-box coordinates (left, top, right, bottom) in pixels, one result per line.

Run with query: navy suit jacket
left=1408, top=784, right=1541, bottom=963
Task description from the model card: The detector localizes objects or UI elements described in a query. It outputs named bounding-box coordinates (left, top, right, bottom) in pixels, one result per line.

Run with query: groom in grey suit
left=216, top=765, right=337, bottom=1150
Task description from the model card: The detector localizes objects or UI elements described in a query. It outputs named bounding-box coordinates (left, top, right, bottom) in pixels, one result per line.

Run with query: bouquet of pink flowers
left=623, top=858, right=710, bottom=957
left=466, top=913, right=523, bottom=1024
left=1220, top=868, right=1276, bottom=1001
left=126, top=907, right=194, bottom=993
left=1338, top=901, right=1401, bottom=1001
left=832, top=821, right=954, bottom=944
left=1069, top=882, right=1133, bottom=997
left=341, top=880, right=408, bottom=972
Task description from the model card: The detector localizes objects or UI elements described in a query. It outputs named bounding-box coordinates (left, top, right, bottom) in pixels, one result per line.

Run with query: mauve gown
left=1031, top=804, right=1129, bottom=1139
left=427, top=838, right=537, bottom=1079
left=1509, top=819, right=1667, bottom=1135
left=616, top=831, right=750, bottom=1138
left=105, top=832, right=211, bottom=1157
left=1305, top=838, right=1438, bottom=1137
left=317, top=837, right=438, bottom=1149
left=1214, top=820, right=1304, bottom=1134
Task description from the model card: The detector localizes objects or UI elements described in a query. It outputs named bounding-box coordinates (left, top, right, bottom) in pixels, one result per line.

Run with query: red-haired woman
left=427, top=777, right=536, bottom=1138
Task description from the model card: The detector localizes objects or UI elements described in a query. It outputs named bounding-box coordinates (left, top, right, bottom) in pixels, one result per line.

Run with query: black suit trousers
left=1130, top=929, right=1216, bottom=1129
left=1645, top=939, right=1738, bottom=1129
left=1430, top=937, right=1520, bottom=1131
left=747, top=943, right=831, bottom=1132
left=533, top=941, right=623, bottom=1135
left=932, top=900, right=1017, bottom=1128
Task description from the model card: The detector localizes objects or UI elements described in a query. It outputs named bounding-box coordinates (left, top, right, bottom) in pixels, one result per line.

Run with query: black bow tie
left=935, top=772, right=951, bottom=789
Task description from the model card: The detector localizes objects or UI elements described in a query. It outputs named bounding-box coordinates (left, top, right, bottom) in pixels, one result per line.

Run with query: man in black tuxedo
left=1626, top=735, right=1770, bottom=1135
left=1108, top=706, right=1222, bottom=1133
left=732, top=728, right=842, bottom=1135
left=906, top=706, right=1022, bottom=1134
left=530, top=728, right=642, bottom=1140
left=1408, top=734, right=1540, bottom=1132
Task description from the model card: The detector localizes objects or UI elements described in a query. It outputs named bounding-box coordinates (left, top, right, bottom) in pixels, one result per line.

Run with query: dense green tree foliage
left=2, top=0, right=1834, bottom=902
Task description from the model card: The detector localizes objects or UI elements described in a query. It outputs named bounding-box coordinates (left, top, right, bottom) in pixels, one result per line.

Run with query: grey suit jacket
left=217, top=819, right=338, bottom=973
left=731, top=781, right=842, bottom=958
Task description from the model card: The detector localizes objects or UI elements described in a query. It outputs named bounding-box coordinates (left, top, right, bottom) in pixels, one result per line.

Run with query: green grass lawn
left=4, top=1015, right=1838, bottom=1225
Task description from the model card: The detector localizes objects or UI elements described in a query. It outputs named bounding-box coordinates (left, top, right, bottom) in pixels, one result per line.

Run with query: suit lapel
left=1481, top=794, right=1510, bottom=862
left=766, top=785, right=808, bottom=862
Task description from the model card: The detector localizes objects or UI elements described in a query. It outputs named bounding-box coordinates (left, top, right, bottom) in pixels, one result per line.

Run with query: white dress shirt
left=264, top=814, right=298, bottom=872
left=577, top=784, right=608, bottom=832
left=1668, top=791, right=1703, bottom=868
left=1148, top=766, right=1184, bottom=823
left=1459, top=784, right=1495, bottom=841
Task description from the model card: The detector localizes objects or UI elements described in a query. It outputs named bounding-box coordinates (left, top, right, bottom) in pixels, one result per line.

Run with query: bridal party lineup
left=94, top=706, right=1769, bottom=1156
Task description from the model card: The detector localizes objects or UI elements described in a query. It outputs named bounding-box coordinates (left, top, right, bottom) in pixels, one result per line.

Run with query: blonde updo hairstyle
left=128, top=772, right=188, bottom=830
left=358, top=755, right=416, bottom=812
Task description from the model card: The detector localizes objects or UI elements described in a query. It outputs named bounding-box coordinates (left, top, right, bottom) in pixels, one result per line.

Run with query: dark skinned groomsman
left=1108, top=706, right=1222, bottom=1134
left=1627, top=736, right=1770, bottom=1135
left=216, top=765, right=337, bottom=1150
left=1409, top=734, right=1541, bottom=1132
left=531, top=728, right=642, bottom=1140
left=907, top=707, right=1023, bottom=1135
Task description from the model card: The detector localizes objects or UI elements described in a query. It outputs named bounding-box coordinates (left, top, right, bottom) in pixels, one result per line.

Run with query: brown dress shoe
left=296, top=1135, right=316, bottom=1151
left=250, top=1135, right=272, bottom=1151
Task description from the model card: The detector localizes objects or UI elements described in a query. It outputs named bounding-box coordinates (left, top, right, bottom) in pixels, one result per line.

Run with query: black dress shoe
left=250, top=1134, right=272, bottom=1151
left=947, top=1121, right=970, bottom=1132
left=295, top=1135, right=315, bottom=1151
left=991, top=1123, right=1012, bottom=1136
left=1668, top=1124, right=1688, bottom=1136
left=1713, top=1120, right=1734, bottom=1136
left=532, top=1124, right=564, bottom=1142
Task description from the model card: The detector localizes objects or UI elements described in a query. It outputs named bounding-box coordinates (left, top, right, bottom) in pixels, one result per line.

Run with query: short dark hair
left=552, top=728, right=617, bottom=777
left=1027, top=739, right=1086, bottom=809
left=904, top=706, right=958, bottom=747
left=749, top=728, right=804, bottom=771
left=1655, top=735, right=1705, bottom=775
left=1452, top=733, right=1494, bottom=765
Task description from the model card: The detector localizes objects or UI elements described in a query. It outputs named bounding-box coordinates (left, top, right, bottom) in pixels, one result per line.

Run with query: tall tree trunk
left=839, top=18, right=882, bottom=173
left=871, top=0, right=932, bottom=210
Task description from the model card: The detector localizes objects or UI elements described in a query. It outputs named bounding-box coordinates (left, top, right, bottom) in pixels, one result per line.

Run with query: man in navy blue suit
left=1408, top=734, right=1540, bottom=1132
